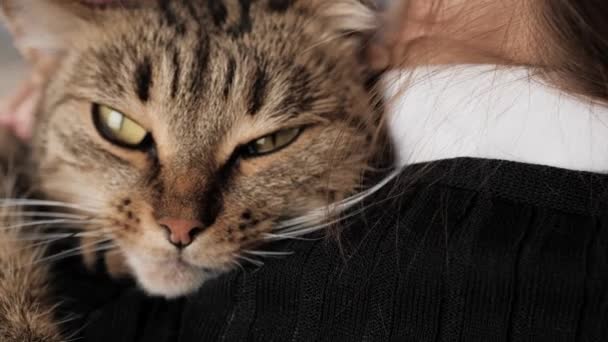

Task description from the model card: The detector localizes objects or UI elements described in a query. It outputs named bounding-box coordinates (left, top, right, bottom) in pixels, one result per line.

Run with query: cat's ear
left=320, top=0, right=382, bottom=37
left=316, top=0, right=390, bottom=70
left=0, top=0, right=100, bottom=60
left=322, top=0, right=414, bottom=71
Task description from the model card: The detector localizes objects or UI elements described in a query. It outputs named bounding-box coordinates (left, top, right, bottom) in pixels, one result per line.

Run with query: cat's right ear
left=0, top=0, right=100, bottom=61
left=0, top=0, right=126, bottom=141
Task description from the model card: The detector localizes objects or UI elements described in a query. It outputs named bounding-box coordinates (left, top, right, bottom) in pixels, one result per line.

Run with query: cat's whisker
left=275, top=190, right=408, bottom=240
left=14, top=230, right=110, bottom=248
left=0, top=217, right=110, bottom=231
left=242, top=250, right=294, bottom=258
left=271, top=170, right=400, bottom=239
left=54, top=313, right=80, bottom=327
left=275, top=196, right=388, bottom=238
left=35, top=246, right=116, bottom=266
left=2, top=211, right=92, bottom=220
left=276, top=202, right=371, bottom=235
left=8, top=235, right=79, bottom=258
left=271, top=225, right=331, bottom=239
left=275, top=195, right=360, bottom=230
left=0, top=199, right=99, bottom=214
left=269, top=215, right=354, bottom=240
left=0, top=219, right=85, bottom=231
left=230, top=259, right=246, bottom=273
left=74, top=231, right=111, bottom=238
left=274, top=214, right=324, bottom=229
left=26, top=235, right=79, bottom=249
left=275, top=204, right=359, bottom=233
left=262, top=233, right=320, bottom=241
left=234, top=254, right=265, bottom=268
left=273, top=216, right=324, bottom=231
left=56, top=313, right=86, bottom=342
left=31, top=238, right=115, bottom=266
left=82, top=223, right=123, bottom=237
left=9, top=232, right=76, bottom=242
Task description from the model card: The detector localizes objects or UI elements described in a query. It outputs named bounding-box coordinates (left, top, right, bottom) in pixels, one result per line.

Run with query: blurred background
left=0, top=26, right=25, bottom=98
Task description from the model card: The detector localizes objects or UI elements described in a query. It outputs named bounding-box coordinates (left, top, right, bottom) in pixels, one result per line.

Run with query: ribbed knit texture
left=58, top=158, right=608, bottom=341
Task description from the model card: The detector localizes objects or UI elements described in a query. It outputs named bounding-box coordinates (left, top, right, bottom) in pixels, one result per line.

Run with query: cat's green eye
left=245, top=128, right=302, bottom=157
left=92, top=104, right=149, bottom=148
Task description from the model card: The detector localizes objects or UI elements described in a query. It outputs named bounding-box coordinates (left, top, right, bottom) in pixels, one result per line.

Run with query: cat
left=0, top=0, right=391, bottom=339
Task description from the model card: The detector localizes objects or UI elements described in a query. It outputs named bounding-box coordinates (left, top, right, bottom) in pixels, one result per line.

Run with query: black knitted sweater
left=57, top=158, right=608, bottom=341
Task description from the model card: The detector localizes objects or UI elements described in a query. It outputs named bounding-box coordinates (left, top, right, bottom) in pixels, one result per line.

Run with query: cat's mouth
left=124, top=250, right=213, bottom=298
left=159, top=257, right=195, bottom=272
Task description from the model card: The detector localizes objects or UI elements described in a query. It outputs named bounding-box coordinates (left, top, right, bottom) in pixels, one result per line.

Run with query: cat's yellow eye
left=245, top=128, right=302, bottom=157
left=92, top=104, right=149, bottom=148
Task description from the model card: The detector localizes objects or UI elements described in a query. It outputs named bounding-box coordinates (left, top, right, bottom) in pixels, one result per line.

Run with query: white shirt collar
left=385, top=65, right=608, bottom=172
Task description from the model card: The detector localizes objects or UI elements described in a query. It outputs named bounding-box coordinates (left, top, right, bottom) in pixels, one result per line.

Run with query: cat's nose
left=158, top=218, right=204, bottom=248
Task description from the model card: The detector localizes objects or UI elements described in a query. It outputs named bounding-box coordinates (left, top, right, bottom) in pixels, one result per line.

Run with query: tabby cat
left=0, top=0, right=391, bottom=339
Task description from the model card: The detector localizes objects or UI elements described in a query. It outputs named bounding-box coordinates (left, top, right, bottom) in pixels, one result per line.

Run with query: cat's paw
left=81, top=235, right=131, bottom=280
left=104, top=250, right=132, bottom=279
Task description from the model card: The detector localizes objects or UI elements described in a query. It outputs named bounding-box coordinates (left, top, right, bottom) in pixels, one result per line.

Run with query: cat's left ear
left=317, top=0, right=391, bottom=69
left=321, top=0, right=382, bottom=38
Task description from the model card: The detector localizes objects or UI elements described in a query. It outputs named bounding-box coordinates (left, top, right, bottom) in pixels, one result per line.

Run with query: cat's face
left=7, top=0, right=385, bottom=297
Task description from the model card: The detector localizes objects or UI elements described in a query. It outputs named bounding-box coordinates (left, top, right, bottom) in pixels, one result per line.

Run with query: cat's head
left=2, top=0, right=389, bottom=297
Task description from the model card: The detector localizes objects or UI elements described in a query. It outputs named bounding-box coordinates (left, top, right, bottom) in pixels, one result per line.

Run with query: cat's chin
left=125, top=253, right=210, bottom=298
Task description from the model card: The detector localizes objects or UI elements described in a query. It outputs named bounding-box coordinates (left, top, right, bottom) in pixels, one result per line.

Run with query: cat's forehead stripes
left=134, top=56, right=153, bottom=103
left=158, top=0, right=187, bottom=36
left=228, top=0, right=253, bottom=37
left=208, top=1, right=228, bottom=27
left=281, top=65, right=315, bottom=117
left=58, top=0, right=373, bottom=145
left=223, top=57, right=237, bottom=99
left=249, top=65, right=269, bottom=116
left=187, top=38, right=211, bottom=99
left=157, top=0, right=177, bottom=26
left=170, top=49, right=181, bottom=99
left=268, top=0, right=294, bottom=12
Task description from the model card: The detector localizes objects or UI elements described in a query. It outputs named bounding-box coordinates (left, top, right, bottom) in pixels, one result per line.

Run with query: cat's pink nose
left=158, top=218, right=204, bottom=248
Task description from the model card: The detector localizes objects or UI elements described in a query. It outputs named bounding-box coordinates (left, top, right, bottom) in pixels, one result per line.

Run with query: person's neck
left=385, top=0, right=538, bottom=67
